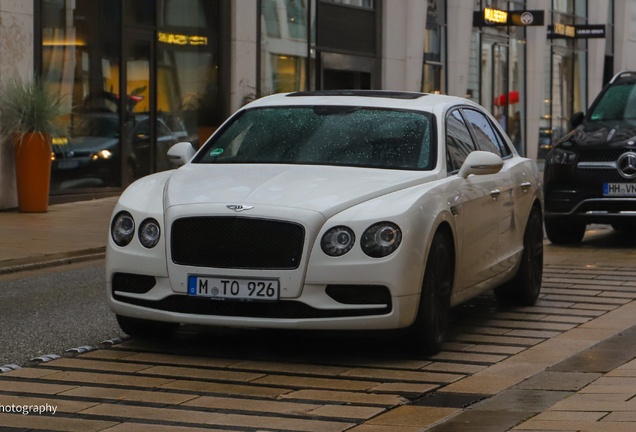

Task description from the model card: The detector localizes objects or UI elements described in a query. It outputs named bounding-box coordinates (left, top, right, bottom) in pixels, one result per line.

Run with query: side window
left=461, top=109, right=504, bottom=156
left=490, top=121, right=512, bottom=157
left=445, top=110, right=476, bottom=173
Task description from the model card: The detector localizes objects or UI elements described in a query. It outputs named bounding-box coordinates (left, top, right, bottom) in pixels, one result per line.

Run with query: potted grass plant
left=0, top=77, right=71, bottom=212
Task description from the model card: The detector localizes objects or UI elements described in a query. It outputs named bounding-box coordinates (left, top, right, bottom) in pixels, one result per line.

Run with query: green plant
left=0, top=76, right=71, bottom=141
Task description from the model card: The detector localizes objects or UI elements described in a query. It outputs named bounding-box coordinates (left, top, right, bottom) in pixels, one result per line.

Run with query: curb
left=0, top=248, right=106, bottom=275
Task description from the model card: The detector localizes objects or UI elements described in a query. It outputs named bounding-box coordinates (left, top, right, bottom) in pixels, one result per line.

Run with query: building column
left=381, top=0, right=425, bottom=91
left=614, top=0, right=636, bottom=72
left=229, top=0, right=257, bottom=114
left=445, top=0, right=473, bottom=98
left=524, top=0, right=549, bottom=161
left=0, top=0, right=34, bottom=210
left=587, top=0, right=609, bottom=106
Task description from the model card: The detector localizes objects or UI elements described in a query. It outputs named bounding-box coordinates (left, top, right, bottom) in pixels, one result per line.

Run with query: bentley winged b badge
left=227, top=205, right=254, bottom=212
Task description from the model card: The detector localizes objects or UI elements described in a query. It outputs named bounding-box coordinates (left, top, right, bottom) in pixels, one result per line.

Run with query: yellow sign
left=52, top=137, right=68, bottom=145
left=484, top=8, right=508, bottom=24
left=158, top=32, right=208, bottom=46
left=554, top=23, right=575, bottom=37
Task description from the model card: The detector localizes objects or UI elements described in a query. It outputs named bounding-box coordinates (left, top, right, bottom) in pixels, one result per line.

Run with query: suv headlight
left=549, top=147, right=577, bottom=165
left=361, top=222, right=402, bottom=258
left=321, top=226, right=355, bottom=256
left=139, top=218, right=161, bottom=248
left=111, top=211, right=135, bottom=246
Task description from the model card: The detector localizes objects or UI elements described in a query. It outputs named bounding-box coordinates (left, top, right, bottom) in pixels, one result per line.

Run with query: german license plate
left=58, top=160, right=79, bottom=169
left=188, top=275, right=279, bottom=301
left=603, top=183, right=636, bottom=196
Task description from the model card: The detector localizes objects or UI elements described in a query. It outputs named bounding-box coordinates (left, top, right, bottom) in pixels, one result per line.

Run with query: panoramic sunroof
left=286, top=90, right=427, bottom=100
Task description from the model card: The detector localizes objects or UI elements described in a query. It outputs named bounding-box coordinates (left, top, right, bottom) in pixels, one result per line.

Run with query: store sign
left=485, top=8, right=508, bottom=24
left=158, top=32, right=208, bottom=46
left=473, top=9, right=544, bottom=27
left=547, top=24, right=606, bottom=39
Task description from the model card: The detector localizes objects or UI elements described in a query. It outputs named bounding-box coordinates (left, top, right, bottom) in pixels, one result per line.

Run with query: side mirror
left=167, top=142, right=196, bottom=166
left=458, top=151, right=504, bottom=179
left=570, top=112, right=585, bottom=130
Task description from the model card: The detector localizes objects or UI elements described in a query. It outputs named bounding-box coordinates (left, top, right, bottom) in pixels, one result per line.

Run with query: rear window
left=195, top=106, right=436, bottom=170
left=590, top=83, right=636, bottom=121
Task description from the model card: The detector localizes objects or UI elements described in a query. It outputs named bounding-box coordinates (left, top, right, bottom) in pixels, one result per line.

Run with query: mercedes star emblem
left=617, top=152, right=636, bottom=179
left=227, top=205, right=254, bottom=212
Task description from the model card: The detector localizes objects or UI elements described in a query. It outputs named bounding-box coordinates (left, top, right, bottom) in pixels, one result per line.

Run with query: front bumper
left=108, top=277, right=419, bottom=330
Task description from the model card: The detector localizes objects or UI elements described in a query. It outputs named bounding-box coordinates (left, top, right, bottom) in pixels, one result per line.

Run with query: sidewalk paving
left=0, top=197, right=118, bottom=272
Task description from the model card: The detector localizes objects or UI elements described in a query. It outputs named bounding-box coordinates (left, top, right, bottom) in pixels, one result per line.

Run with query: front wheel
left=545, top=217, right=586, bottom=245
left=408, top=231, right=454, bottom=355
left=494, top=208, right=543, bottom=306
left=116, top=314, right=179, bottom=339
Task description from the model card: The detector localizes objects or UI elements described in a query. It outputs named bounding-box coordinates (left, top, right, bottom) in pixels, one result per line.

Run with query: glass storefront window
left=43, top=0, right=122, bottom=191
left=260, top=0, right=308, bottom=95
left=540, top=0, right=588, bottom=158
left=124, top=0, right=156, bottom=25
left=508, top=39, right=525, bottom=155
left=321, top=0, right=374, bottom=8
left=41, top=0, right=227, bottom=192
left=422, top=0, right=446, bottom=94
left=467, top=32, right=480, bottom=103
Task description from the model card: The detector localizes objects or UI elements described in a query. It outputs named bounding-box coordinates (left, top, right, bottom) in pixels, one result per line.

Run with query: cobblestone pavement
left=0, top=227, right=635, bottom=431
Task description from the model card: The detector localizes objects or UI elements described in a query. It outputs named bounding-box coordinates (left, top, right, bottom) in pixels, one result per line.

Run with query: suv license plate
left=188, top=276, right=279, bottom=301
left=604, top=183, right=636, bottom=197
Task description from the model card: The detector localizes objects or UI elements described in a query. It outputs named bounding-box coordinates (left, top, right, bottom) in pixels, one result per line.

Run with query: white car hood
left=165, top=163, right=438, bottom=218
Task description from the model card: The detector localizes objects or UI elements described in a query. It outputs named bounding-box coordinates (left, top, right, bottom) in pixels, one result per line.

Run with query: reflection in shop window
left=322, top=0, right=374, bottom=8
left=42, top=0, right=122, bottom=191
left=157, top=0, right=222, bottom=171
left=260, top=0, right=308, bottom=95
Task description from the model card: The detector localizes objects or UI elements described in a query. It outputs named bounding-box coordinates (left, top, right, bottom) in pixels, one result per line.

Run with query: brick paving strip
left=1, top=261, right=636, bottom=431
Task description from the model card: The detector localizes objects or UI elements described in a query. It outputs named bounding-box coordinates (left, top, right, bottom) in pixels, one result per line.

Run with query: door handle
left=520, top=181, right=532, bottom=189
left=490, top=189, right=502, bottom=197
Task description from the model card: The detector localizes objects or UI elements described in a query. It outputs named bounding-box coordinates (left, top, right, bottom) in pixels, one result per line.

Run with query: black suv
left=544, top=71, right=636, bottom=244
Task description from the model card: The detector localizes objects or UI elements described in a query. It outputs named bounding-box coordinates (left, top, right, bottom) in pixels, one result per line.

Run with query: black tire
left=409, top=231, right=454, bottom=355
left=494, top=209, right=544, bottom=306
left=545, top=217, right=586, bottom=245
left=116, top=314, right=179, bottom=339
left=611, top=221, right=636, bottom=232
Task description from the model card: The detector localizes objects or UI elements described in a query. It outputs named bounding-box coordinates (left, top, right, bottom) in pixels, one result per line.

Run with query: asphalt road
left=0, top=261, right=124, bottom=366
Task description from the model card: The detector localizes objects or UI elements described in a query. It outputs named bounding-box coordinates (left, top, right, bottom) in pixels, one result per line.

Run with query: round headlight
left=111, top=211, right=135, bottom=247
left=321, top=226, right=355, bottom=257
left=361, top=222, right=402, bottom=258
left=139, top=218, right=161, bottom=248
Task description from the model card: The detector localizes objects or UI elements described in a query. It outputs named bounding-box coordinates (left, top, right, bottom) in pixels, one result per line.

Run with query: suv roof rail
left=609, top=71, right=636, bottom=84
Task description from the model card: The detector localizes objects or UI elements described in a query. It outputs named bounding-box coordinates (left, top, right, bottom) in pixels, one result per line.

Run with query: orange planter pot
left=13, top=133, right=52, bottom=213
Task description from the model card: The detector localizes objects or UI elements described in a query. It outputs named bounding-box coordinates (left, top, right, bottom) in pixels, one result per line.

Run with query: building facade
left=0, top=0, right=635, bottom=209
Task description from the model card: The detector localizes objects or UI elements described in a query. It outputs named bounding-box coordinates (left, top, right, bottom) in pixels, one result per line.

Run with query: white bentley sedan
left=107, top=90, right=543, bottom=353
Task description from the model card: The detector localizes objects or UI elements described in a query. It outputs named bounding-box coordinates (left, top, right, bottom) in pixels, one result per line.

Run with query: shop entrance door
left=122, top=30, right=155, bottom=187
left=481, top=41, right=509, bottom=132
left=320, top=52, right=374, bottom=90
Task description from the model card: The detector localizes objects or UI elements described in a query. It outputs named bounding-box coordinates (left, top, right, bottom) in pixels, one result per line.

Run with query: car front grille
left=578, top=149, right=629, bottom=162
left=575, top=169, right=633, bottom=183
left=171, top=217, right=305, bottom=270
